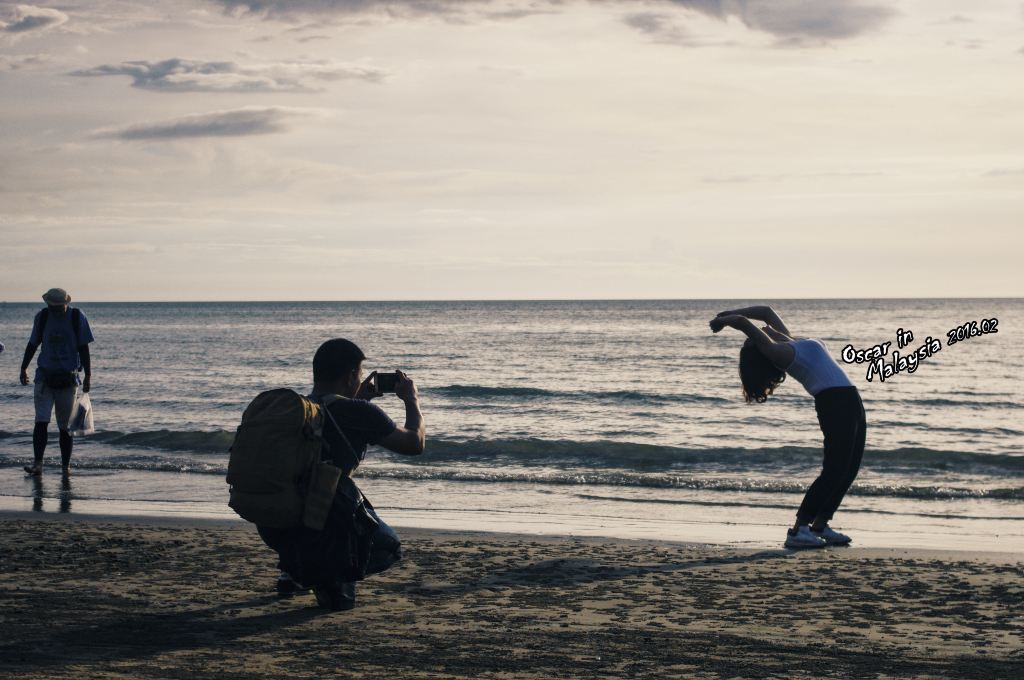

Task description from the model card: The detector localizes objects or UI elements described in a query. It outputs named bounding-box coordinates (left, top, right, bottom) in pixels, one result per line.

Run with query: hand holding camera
left=394, top=370, right=417, bottom=404
left=355, top=371, right=382, bottom=401
left=357, top=370, right=417, bottom=403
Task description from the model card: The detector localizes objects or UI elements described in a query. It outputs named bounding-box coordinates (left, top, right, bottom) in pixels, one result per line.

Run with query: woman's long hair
left=739, top=342, right=785, bottom=403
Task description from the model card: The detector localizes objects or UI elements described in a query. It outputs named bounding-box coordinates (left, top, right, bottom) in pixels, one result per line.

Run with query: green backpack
left=227, top=389, right=342, bottom=530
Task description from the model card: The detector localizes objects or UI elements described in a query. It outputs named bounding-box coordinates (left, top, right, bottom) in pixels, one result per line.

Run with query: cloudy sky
left=1, top=0, right=1021, bottom=301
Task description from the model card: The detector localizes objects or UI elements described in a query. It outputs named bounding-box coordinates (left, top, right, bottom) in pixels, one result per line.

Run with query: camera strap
left=314, top=394, right=361, bottom=470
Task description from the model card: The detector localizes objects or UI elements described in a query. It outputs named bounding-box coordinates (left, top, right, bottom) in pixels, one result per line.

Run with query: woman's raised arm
left=710, top=314, right=795, bottom=368
left=715, top=305, right=792, bottom=337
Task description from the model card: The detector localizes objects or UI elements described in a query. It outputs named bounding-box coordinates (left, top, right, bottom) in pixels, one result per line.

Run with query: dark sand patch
left=0, top=517, right=1021, bottom=679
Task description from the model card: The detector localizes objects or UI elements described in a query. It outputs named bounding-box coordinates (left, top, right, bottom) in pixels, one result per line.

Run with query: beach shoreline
left=3, top=461, right=1022, bottom=553
left=2, top=508, right=1022, bottom=565
left=1, top=513, right=1020, bottom=678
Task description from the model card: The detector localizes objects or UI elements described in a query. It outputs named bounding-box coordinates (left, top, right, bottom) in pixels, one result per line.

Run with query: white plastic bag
left=70, top=392, right=95, bottom=436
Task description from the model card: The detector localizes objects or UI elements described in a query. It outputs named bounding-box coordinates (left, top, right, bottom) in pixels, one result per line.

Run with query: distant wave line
left=425, top=385, right=732, bottom=405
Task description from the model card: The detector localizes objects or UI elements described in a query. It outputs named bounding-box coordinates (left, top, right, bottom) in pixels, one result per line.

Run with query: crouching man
left=259, top=338, right=425, bottom=611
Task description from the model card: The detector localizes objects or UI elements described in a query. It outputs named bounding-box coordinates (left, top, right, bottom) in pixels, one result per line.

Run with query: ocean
left=1, top=299, right=1021, bottom=551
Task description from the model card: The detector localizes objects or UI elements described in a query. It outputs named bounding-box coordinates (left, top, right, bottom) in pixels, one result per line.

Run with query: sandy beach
left=1, top=513, right=1020, bottom=679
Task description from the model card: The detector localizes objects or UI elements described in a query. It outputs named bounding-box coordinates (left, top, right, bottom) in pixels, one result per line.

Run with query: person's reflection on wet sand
left=59, top=473, right=72, bottom=513
left=29, top=473, right=73, bottom=512
left=32, top=475, right=43, bottom=512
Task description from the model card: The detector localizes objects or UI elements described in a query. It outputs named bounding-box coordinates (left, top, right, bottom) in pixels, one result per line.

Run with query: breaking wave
left=1, top=429, right=1020, bottom=474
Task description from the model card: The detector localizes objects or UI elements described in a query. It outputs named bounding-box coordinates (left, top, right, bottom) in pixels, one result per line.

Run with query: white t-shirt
left=785, top=338, right=854, bottom=396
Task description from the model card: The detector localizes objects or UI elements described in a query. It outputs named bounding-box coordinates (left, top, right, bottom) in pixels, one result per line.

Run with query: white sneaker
left=811, top=525, right=851, bottom=546
left=785, top=526, right=827, bottom=549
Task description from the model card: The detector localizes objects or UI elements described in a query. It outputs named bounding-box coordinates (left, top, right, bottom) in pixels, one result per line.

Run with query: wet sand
left=0, top=513, right=1021, bottom=679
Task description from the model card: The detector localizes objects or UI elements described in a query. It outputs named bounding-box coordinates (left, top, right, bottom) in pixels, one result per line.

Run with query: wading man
left=19, top=288, right=94, bottom=476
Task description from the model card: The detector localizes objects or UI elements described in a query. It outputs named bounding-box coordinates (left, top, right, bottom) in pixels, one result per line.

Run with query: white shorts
left=34, top=381, right=79, bottom=430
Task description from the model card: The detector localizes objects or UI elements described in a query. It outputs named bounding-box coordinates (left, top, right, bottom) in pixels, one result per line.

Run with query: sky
left=1, top=0, right=1022, bottom=301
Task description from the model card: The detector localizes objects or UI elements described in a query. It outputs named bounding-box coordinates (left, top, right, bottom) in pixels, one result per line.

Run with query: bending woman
left=709, top=306, right=866, bottom=549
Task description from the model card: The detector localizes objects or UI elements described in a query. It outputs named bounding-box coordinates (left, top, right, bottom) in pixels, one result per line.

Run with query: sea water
left=0, top=299, right=1020, bottom=550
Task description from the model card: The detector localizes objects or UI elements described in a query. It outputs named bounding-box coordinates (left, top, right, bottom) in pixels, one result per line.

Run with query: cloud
left=484, top=7, right=559, bottom=21
left=213, top=0, right=479, bottom=21
left=638, top=0, right=895, bottom=44
left=92, top=106, right=314, bottom=140
left=701, top=170, right=883, bottom=183
left=71, top=58, right=386, bottom=93
left=212, top=0, right=563, bottom=23
left=623, top=12, right=694, bottom=46
left=723, top=0, right=895, bottom=40
left=0, top=52, right=50, bottom=70
left=944, top=37, right=985, bottom=51
left=984, top=167, right=1024, bottom=178
left=0, top=3, right=67, bottom=34
left=209, top=0, right=896, bottom=42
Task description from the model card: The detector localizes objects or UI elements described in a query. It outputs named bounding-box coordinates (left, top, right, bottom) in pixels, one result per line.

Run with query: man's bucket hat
left=42, top=288, right=71, bottom=305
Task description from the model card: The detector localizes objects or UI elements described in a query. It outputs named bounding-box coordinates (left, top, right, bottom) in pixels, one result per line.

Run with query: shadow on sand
left=407, top=549, right=792, bottom=595
left=0, top=593, right=324, bottom=669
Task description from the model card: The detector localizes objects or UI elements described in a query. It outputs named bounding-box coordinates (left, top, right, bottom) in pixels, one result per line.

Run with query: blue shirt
left=29, top=308, right=95, bottom=373
left=320, top=397, right=397, bottom=474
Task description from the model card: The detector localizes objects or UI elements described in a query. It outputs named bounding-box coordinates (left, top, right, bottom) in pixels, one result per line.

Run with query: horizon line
left=1, top=295, right=1022, bottom=304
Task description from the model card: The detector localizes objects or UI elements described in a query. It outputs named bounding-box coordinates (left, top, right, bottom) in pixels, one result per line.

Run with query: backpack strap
left=36, top=307, right=82, bottom=348
left=313, top=394, right=361, bottom=470
left=71, top=308, right=81, bottom=344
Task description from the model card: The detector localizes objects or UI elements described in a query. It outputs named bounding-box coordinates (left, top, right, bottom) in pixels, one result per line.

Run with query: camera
left=375, top=372, right=400, bottom=393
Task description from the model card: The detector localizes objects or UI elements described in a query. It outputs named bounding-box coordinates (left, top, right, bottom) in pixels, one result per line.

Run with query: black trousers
left=797, top=386, right=866, bottom=523
left=257, top=499, right=401, bottom=590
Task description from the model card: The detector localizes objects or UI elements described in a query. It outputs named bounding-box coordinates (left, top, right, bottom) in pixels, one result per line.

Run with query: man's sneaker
left=276, top=571, right=310, bottom=597
left=314, top=581, right=356, bottom=611
left=811, top=525, right=852, bottom=546
left=785, top=526, right=827, bottom=549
